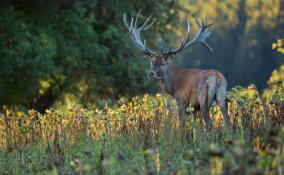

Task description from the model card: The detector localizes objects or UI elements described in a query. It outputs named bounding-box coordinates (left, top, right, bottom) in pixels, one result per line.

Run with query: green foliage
left=0, top=0, right=181, bottom=111
left=263, top=64, right=284, bottom=103
left=0, top=9, right=56, bottom=105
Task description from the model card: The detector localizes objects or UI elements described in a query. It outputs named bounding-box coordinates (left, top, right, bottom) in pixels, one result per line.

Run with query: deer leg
left=178, top=105, right=185, bottom=142
left=216, top=79, right=232, bottom=134
left=216, top=97, right=232, bottom=134
left=177, top=102, right=186, bottom=130
left=200, top=105, right=211, bottom=133
left=176, top=98, right=188, bottom=142
left=178, top=107, right=185, bottom=130
left=193, top=110, right=199, bottom=121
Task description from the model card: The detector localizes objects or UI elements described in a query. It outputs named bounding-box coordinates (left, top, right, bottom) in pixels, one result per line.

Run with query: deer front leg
left=176, top=98, right=188, bottom=141
left=176, top=98, right=188, bottom=128
left=178, top=105, right=186, bottom=129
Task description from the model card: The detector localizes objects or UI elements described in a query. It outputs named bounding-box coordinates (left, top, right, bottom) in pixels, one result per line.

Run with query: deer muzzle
left=147, top=71, right=156, bottom=79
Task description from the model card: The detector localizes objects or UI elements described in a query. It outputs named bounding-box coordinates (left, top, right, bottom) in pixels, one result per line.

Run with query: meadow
left=0, top=83, right=283, bottom=175
left=0, top=1, right=283, bottom=174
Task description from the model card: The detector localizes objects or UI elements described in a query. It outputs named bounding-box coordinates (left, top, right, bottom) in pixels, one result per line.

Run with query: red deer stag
left=123, top=10, right=231, bottom=133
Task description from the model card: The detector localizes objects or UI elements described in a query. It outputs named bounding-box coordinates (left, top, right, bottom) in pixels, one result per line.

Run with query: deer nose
left=147, top=71, right=154, bottom=79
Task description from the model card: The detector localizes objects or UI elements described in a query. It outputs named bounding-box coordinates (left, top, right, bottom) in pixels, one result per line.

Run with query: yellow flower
left=2, top=105, right=7, bottom=110
left=70, top=160, right=79, bottom=167
left=144, top=148, right=154, bottom=156
left=277, top=47, right=284, bottom=53
left=17, top=111, right=23, bottom=117
left=272, top=43, right=277, bottom=49
left=143, top=94, right=149, bottom=102
left=156, top=93, right=162, bottom=100
left=277, top=39, right=282, bottom=45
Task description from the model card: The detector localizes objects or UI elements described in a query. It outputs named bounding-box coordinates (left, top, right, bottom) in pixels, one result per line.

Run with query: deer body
left=123, top=10, right=231, bottom=133
left=158, top=64, right=224, bottom=109
left=149, top=59, right=231, bottom=132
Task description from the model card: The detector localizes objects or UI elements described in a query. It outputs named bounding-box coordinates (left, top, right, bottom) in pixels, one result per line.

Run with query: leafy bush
left=0, top=1, right=180, bottom=111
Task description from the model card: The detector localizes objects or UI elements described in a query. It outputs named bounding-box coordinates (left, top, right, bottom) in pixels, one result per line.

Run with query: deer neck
left=158, top=64, right=182, bottom=96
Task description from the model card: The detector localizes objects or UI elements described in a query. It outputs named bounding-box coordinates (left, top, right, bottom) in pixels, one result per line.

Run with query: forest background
left=0, top=0, right=283, bottom=112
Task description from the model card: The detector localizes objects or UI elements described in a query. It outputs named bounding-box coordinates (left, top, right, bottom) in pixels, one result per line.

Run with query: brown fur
left=149, top=62, right=231, bottom=133
left=158, top=64, right=224, bottom=109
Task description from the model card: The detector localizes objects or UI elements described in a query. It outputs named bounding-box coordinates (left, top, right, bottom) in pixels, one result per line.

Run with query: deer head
left=123, top=10, right=214, bottom=80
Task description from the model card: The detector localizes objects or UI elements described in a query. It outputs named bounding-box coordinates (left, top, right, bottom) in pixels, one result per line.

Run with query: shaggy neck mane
left=158, top=64, right=183, bottom=96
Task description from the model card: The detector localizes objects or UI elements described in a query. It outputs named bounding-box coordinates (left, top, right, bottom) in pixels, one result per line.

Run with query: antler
left=161, top=17, right=214, bottom=57
left=123, top=10, right=158, bottom=57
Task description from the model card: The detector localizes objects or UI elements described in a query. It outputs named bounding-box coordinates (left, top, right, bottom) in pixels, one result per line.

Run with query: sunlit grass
left=0, top=85, right=283, bottom=175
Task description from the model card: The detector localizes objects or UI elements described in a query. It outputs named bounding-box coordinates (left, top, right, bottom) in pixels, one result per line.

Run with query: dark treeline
left=0, top=0, right=283, bottom=112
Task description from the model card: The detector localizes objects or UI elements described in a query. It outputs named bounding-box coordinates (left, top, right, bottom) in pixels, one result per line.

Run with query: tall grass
left=0, top=85, right=283, bottom=174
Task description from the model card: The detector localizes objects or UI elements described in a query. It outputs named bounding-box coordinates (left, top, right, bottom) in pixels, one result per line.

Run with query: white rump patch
left=207, top=76, right=217, bottom=107
left=216, top=78, right=227, bottom=106
left=211, top=100, right=217, bottom=107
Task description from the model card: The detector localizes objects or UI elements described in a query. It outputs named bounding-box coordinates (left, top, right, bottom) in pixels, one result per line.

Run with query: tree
left=0, top=0, right=182, bottom=112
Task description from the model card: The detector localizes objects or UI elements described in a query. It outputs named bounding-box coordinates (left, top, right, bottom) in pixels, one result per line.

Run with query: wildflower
left=2, top=105, right=7, bottom=110
left=132, top=97, right=137, bottom=103
left=117, top=99, right=124, bottom=106
left=272, top=43, right=277, bottom=49
left=70, top=160, right=80, bottom=167
left=277, top=39, right=282, bottom=47
left=248, top=84, right=257, bottom=90
left=156, top=93, right=162, bottom=100
left=144, top=148, right=154, bottom=157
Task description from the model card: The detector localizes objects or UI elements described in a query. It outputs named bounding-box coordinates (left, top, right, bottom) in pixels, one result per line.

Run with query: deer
left=123, top=10, right=232, bottom=134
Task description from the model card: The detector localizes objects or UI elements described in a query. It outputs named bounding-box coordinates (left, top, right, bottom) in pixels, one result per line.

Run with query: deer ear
left=165, top=55, right=175, bottom=63
left=143, top=54, right=154, bottom=61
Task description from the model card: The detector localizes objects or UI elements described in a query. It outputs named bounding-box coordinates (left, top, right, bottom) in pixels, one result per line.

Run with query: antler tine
left=201, top=26, right=214, bottom=52
left=161, top=20, right=191, bottom=57
left=139, top=14, right=156, bottom=31
left=134, top=9, right=141, bottom=28
left=129, top=17, right=134, bottom=33
left=142, top=18, right=158, bottom=31
left=124, top=12, right=214, bottom=58
left=184, top=17, right=214, bottom=52
left=123, top=13, right=130, bottom=29
left=161, top=17, right=213, bottom=57
left=195, top=17, right=201, bottom=28
left=206, top=22, right=214, bottom=28
left=183, top=20, right=191, bottom=44
left=123, top=10, right=158, bottom=57
left=201, top=16, right=205, bottom=27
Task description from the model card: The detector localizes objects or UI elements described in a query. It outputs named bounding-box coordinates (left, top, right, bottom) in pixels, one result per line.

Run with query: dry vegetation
left=0, top=83, right=283, bottom=175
